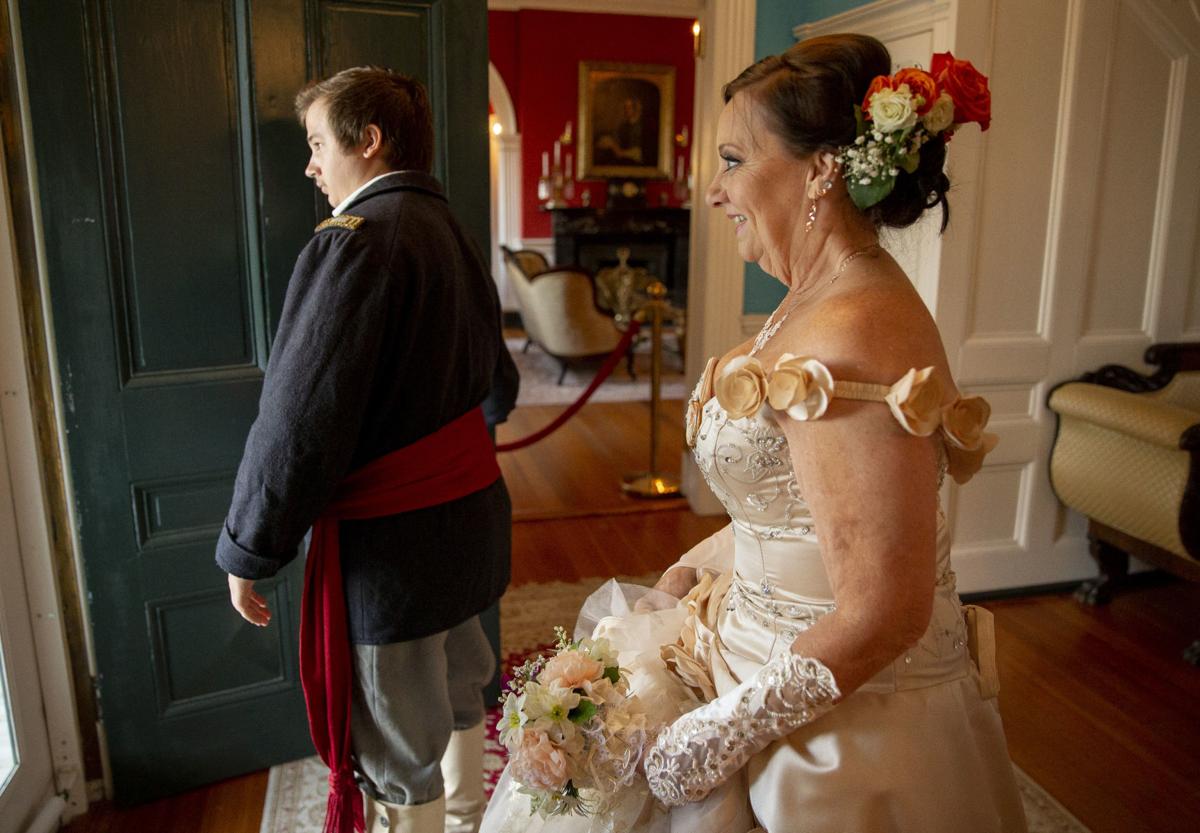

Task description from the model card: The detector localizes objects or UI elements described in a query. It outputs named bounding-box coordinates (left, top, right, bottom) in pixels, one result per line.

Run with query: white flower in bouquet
left=499, top=692, right=527, bottom=746
left=522, top=681, right=582, bottom=743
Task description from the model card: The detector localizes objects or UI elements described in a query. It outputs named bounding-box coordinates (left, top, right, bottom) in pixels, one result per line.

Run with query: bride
left=484, top=34, right=1028, bottom=833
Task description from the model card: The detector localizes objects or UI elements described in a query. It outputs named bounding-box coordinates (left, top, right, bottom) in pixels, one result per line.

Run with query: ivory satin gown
left=481, top=359, right=1028, bottom=833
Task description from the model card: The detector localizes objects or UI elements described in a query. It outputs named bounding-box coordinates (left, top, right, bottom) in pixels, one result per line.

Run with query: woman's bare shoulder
left=780, top=270, right=951, bottom=389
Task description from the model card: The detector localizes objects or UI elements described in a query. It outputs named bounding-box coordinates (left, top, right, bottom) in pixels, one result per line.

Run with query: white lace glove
left=644, top=651, right=840, bottom=806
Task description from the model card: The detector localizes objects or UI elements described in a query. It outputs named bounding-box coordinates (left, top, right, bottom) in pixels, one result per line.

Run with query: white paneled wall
left=768, top=0, right=1200, bottom=591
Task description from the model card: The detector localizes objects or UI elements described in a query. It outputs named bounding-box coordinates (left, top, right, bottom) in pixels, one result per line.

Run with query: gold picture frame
left=578, top=61, right=676, bottom=180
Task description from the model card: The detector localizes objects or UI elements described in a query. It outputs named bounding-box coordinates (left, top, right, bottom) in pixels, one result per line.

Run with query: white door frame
left=0, top=3, right=87, bottom=824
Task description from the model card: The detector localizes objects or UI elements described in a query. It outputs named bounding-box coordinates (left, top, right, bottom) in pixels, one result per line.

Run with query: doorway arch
left=489, top=62, right=521, bottom=309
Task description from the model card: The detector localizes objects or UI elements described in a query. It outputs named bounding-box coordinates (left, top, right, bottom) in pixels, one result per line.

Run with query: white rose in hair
left=868, top=86, right=917, bottom=133
left=922, top=91, right=955, bottom=134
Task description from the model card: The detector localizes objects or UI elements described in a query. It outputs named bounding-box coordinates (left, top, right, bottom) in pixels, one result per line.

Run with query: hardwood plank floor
left=498, top=399, right=690, bottom=520
left=990, top=576, right=1200, bottom=833
left=65, top=399, right=1200, bottom=832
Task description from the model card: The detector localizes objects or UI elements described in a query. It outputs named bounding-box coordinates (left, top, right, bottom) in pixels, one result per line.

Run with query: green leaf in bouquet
left=847, top=175, right=895, bottom=210
left=603, top=666, right=621, bottom=685
left=899, top=148, right=920, bottom=174
left=569, top=699, right=597, bottom=724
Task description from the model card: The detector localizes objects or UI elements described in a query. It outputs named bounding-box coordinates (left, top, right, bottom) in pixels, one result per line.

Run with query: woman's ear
left=805, top=151, right=840, bottom=198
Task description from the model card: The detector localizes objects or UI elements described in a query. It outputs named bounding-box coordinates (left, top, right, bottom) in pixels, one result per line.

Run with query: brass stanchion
left=621, top=281, right=681, bottom=498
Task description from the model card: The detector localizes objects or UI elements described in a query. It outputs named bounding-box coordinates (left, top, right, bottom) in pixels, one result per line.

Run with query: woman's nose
left=705, top=175, right=723, bottom=208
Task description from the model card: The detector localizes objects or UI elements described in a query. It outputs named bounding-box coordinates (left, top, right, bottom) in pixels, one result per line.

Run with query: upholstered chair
left=1047, top=342, right=1200, bottom=664
left=500, top=246, right=622, bottom=384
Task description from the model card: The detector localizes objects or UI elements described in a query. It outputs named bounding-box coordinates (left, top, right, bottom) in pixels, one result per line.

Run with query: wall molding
left=794, top=0, right=951, bottom=44
left=488, top=0, right=703, bottom=19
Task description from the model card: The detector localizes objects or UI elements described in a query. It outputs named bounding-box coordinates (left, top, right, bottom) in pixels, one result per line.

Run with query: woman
left=484, top=34, right=1027, bottom=833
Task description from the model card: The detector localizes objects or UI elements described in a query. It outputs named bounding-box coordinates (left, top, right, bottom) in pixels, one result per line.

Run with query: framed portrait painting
left=578, top=61, right=676, bottom=180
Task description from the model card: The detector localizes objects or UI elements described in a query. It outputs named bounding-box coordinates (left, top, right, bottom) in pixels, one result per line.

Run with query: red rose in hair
left=894, top=68, right=939, bottom=115
left=861, top=74, right=896, bottom=114
left=931, top=52, right=990, bottom=131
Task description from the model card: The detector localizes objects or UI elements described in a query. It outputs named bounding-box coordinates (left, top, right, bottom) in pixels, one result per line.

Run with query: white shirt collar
left=332, top=171, right=404, bottom=216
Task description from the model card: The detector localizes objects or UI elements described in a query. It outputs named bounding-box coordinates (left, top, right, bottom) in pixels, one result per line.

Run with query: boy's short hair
left=295, top=67, right=433, bottom=172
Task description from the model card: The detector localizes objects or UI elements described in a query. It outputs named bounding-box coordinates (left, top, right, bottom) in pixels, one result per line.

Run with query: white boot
left=440, top=722, right=486, bottom=833
left=364, top=793, right=447, bottom=833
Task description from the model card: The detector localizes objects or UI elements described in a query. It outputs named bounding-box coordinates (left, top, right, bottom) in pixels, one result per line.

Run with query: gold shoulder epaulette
left=314, top=214, right=365, bottom=233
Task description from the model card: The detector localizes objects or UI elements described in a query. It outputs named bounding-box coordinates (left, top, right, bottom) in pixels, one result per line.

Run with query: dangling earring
left=805, top=179, right=834, bottom=233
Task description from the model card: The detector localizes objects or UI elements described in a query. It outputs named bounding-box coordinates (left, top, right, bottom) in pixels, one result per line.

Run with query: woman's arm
left=776, top=391, right=938, bottom=697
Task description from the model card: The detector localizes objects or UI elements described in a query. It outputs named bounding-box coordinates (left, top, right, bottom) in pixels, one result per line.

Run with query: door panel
left=20, top=0, right=489, bottom=802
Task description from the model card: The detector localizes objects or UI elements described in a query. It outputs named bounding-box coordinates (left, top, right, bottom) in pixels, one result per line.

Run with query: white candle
left=566, top=153, right=573, bottom=179
left=553, top=140, right=561, bottom=168
left=542, top=151, right=549, bottom=177
left=676, top=155, right=685, bottom=182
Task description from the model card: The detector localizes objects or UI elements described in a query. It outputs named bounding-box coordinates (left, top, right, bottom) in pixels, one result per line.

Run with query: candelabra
left=540, top=122, right=575, bottom=209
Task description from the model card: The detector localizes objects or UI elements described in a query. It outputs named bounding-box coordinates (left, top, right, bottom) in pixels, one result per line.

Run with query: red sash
left=299, top=406, right=501, bottom=833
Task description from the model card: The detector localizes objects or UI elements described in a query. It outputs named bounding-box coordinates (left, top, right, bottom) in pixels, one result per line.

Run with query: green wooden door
left=19, top=0, right=489, bottom=803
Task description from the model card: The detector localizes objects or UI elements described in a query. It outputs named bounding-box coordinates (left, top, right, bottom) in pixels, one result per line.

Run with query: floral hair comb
left=836, top=52, right=991, bottom=210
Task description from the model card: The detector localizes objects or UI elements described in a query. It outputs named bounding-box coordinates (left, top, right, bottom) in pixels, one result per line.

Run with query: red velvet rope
left=497, top=321, right=642, bottom=453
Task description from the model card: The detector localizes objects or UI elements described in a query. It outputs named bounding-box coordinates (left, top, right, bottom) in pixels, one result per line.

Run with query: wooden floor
left=66, top=399, right=1200, bottom=832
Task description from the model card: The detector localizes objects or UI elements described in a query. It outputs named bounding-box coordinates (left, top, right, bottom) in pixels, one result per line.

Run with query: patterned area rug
left=260, top=576, right=1091, bottom=833
left=508, top=337, right=687, bottom=407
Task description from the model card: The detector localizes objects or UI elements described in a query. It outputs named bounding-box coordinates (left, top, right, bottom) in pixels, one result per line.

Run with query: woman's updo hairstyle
left=723, top=34, right=951, bottom=232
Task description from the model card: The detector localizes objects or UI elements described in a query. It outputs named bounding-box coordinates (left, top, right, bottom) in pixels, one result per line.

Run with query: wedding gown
left=482, top=357, right=1029, bottom=833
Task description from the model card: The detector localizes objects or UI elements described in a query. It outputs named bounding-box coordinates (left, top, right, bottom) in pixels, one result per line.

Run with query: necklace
left=749, top=243, right=882, bottom=356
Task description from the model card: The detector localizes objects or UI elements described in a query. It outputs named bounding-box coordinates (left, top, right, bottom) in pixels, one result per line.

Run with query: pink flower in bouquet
left=540, top=649, right=604, bottom=690
left=511, top=729, right=571, bottom=792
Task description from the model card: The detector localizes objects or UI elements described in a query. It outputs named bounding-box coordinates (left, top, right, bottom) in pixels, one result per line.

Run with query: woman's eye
left=721, top=155, right=741, bottom=171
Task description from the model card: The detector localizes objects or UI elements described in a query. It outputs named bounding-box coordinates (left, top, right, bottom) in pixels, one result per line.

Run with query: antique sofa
left=1047, top=342, right=1200, bottom=663
left=500, top=246, right=621, bottom=384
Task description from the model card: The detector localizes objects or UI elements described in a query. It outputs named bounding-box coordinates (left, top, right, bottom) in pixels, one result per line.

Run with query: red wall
left=488, top=10, right=696, bottom=239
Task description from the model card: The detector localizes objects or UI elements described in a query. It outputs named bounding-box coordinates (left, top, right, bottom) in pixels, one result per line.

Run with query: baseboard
left=959, top=567, right=1176, bottom=603
left=959, top=581, right=1079, bottom=603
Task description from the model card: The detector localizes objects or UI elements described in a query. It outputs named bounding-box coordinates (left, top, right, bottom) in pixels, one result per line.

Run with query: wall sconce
left=692, top=20, right=704, bottom=59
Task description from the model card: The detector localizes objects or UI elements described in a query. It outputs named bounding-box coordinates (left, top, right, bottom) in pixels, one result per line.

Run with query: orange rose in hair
left=894, top=68, right=939, bottom=115
left=931, top=52, right=991, bottom=131
left=861, top=74, right=896, bottom=113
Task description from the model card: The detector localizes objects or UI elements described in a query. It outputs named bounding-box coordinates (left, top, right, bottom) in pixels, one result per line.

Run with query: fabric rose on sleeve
left=941, top=395, right=999, bottom=484
left=885, top=367, right=943, bottom=436
left=766, top=354, right=835, bottom=421
left=715, top=356, right=768, bottom=420
left=931, top=52, right=991, bottom=131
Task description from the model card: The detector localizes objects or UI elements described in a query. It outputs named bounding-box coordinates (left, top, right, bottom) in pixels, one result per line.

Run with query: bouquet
left=837, top=52, right=992, bottom=210
left=498, top=627, right=652, bottom=818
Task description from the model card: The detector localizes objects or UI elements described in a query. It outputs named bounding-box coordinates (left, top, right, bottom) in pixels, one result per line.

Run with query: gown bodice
left=686, top=362, right=975, bottom=695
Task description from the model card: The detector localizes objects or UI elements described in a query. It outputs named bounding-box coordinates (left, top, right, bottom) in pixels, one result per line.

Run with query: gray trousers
left=350, top=615, right=495, bottom=805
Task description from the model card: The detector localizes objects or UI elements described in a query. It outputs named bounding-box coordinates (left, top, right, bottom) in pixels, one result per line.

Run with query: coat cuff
left=215, top=523, right=282, bottom=580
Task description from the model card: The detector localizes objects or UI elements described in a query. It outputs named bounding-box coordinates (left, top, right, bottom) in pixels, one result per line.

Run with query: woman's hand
left=228, top=574, right=272, bottom=627
left=652, top=565, right=699, bottom=600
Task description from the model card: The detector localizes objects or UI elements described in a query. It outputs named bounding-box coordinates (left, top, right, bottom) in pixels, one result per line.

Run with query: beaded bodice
left=688, top=377, right=971, bottom=692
